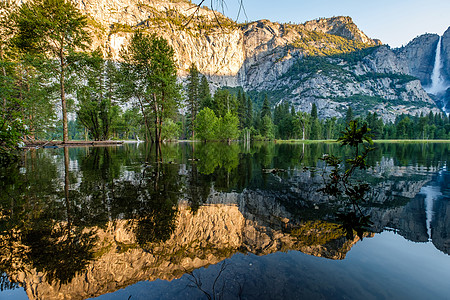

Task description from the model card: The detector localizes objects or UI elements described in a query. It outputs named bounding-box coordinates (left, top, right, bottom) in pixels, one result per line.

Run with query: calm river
left=0, top=142, right=449, bottom=299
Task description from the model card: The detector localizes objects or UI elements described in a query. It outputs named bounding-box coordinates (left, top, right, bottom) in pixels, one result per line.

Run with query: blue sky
left=192, top=0, right=450, bottom=48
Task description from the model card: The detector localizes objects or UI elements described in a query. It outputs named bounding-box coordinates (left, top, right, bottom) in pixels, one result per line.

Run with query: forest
left=1, top=0, right=450, bottom=165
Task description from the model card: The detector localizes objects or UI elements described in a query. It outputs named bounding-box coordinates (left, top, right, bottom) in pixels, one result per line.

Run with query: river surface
left=0, top=142, right=449, bottom=300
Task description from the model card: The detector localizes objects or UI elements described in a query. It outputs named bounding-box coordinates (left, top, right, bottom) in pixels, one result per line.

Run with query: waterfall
left=426, top=36, right=447, bottom=95
left=420, top=185, right=441, bottom=241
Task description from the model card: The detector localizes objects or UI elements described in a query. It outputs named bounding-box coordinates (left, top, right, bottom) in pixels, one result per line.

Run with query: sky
left=192, top=0, right=450, bottom=48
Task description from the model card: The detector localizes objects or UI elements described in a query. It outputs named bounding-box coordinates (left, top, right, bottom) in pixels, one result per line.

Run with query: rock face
left=61, top=0, right=446, bottom=120
left=9, top=0, right=442, bottom=119
left=302, top=17, right=378, bottom=44
left=396, top=34, right=440, bottom=87
left=441, top=27, right=450, bottom=84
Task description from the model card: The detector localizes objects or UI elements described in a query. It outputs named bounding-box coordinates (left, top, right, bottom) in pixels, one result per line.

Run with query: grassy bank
left=273, top=139, right=450, bottom=144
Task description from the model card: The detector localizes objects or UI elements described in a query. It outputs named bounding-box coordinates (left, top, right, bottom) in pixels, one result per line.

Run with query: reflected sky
left=91, top=231, right=450, bottom=300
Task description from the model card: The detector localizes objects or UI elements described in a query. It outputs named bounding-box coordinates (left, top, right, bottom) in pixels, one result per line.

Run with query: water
left=426, top=36, right=446, bottom=95
left=0, top=142, right=449, bottom=300
left=426, top=35, right=450, bottom=114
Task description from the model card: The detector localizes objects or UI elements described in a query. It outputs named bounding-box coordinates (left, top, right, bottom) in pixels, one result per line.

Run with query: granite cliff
left=60, top=0, right=445, bottom=121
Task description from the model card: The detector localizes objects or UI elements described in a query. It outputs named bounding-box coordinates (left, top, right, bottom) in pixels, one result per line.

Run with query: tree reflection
left=0, top=148, right=97, bottom=285
left=125, top=143, right=180, bottom=246
left=22, top=223, right=97, bottom=284
left=21, top=147, right=97, bottom=284
left=0, top=273, right=18, bottom=291
left=0, top=141, right=449, bottom=294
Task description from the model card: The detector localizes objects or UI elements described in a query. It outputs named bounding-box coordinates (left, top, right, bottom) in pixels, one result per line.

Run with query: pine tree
left=120, top=32, right=180, bottom=143
left=237, top=89, right=247, bottom=130
left=212, top=89, right=237, bottom=118
left=246, top=95, right=253, bottom=128
left=199, top=75, right=212, bottom=109
left=311, top=103, right=318, bottom=120
left=291, top=105, right=296, bottom=117
left=261, top=94, right=271, bottom=119
left=345, top=106, right=353, bottom=125
left=76, top=50, right=118, bottom=141
left=186, top=63, right=199, bottom=139
left=310, top=103, right=320, bottom=139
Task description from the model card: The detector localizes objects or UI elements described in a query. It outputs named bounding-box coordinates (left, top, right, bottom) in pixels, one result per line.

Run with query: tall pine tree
left=310, top=103, right=320, bottom=140
left=186, top=63, right=199, bottom=139
left=261, top=94, right=271, bottom=119
left=199, top=75, right=212, bottom=110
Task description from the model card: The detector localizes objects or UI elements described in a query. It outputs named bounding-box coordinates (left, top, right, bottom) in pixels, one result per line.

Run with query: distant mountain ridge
left=70, top=0, right=445, bottom=120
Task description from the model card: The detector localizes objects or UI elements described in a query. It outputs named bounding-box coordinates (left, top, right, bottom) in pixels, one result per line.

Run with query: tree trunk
left=60, top=51, right=69, bottom=143
left=64, top=146, right=71, bottom=224
left=0, top=49, right=6, bottom=118
left=153, top=93, right=161, bottom=144
left=301, top=122, right=305, bottom=140
left=137, top=96, right=152, bottom=142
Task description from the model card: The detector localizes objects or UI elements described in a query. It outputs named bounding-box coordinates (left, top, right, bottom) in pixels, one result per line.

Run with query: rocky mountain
left=441, top=27, right=450, bottom=83
left=396, top=34, right=440, bottom=87
left=64, top=0, right=446, bottom=121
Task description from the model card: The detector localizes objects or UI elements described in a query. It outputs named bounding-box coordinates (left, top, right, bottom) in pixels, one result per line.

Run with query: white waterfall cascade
left=420, top=172, right=443, bottom=241
left=426, top=36, right=447, bottom=95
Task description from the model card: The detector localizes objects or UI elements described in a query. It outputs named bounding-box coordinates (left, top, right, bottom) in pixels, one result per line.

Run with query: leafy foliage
left=195, top=107, right=219, bottom=142
left=119, top=31, right=181, bottom=143
left=13, top=0, right=91, bottom=142
left=75, top=50, right=118, bottom=140
left=320, top=120, right=374, bottom=240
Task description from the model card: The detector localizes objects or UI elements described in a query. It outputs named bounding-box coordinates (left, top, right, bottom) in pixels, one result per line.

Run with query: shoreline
left=22, top=140, right=125, bottom=148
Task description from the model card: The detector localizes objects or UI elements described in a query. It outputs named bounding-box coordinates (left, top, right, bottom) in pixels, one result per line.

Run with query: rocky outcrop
left=62, top=0, right=444, bottom=120
left=269, top=45, right=440, bottom=122
left=302, top=16, right=380, bottom=45
left=15, top=0, right=445, bottom=119
left=441, top=27, right=450, bottom=83
left=396, top=34, right=440, bottom=87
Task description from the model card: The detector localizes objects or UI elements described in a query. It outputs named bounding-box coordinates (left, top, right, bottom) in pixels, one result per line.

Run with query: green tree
left=246, top=95, right=253, bottom=129
left=14, top=0, right=90, bottom=143
left=121, top=107, right=142, bottom=140
left=292, top=112, right=309, bottom=140
left=212, top=89, right=237, bottom=118
left=261, top=94, right=271, bottom=119
left=345, top=106, right=353, bottom=125
left=260, top=115, right=275, bottom=139
left=311, top=103, right=318, bottom=120
left=195, top=107, right=219, bottom=142
left=186, top=63, right=199, bottom=139
left=365, top=112, right=383, bottom=139
left=76, top=50, right=117, bottom=140
left=198, top=75, right=212, bottom=110
left=217, top=112, right=240, bottom=142
left=237, top=89, right=247, bottom=130
left=161, top=119, right=180, bottom=141
left=120, top=31, right=181, bottom=143
left=395, top=117, right=411, bottom=139
left=1, top=2, right=57, bottom=160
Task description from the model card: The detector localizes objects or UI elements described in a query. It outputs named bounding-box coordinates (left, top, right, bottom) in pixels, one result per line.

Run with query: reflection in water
left=0, top=142, right=449, bottom=299
left=421, top=185, right=442, bottom=241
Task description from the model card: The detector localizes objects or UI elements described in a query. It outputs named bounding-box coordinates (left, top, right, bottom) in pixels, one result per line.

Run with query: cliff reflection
left=0, top=142, right=448, bottom=299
